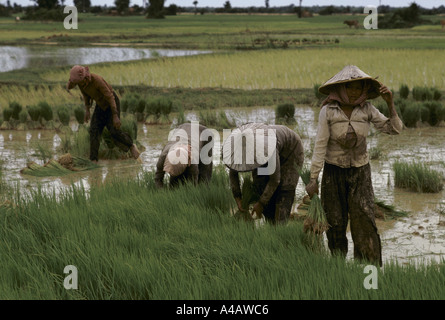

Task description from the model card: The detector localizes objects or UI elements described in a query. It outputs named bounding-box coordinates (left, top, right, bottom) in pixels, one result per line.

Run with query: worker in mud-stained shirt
left=223, top=123, right=304, bottom=224
left=305, top=65, right=403, bottom=267
left=66, top=65, right=140, bottom=162
left=155, top=123, right=214, bottom=188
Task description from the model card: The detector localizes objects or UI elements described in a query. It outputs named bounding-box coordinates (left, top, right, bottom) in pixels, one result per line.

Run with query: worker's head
left=66, top=65, right=91, bottom=91
left=163, top=144, right=191, bottom=177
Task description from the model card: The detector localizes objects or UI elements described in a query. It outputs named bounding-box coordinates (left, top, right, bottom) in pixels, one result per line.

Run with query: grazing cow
left=441, top=20, right=445, bottom=30
left=344, top=20, right=359, bottom=29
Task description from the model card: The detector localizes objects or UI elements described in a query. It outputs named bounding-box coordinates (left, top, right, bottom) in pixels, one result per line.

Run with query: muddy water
left=1, top=105, right=444, bottom=265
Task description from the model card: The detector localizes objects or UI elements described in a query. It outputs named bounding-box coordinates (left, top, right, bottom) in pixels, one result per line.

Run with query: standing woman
left=306, top=65, right=403, bottom=266
left=67, top=65, right=141, bottom=162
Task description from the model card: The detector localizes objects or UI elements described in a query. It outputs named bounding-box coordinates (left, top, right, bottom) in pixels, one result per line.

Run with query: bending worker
left=67, top=65, right=140, bottom=162
left=155, top=122, right=214, bottom=188
left=223, top=123, right=304, bottom=224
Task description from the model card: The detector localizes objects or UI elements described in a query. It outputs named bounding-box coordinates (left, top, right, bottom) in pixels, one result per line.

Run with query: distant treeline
left=2, top=2, right=445, bottom=16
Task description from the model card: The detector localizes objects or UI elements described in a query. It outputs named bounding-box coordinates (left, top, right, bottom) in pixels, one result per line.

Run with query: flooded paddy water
left=1, top=105, right=444, bottom=266
left=0, top=46, right=211, bottom=72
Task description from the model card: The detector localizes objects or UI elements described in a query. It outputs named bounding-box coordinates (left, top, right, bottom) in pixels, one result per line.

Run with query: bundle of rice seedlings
left=303, top=196, right=329, bottom=235
left=299, top=167, right=330, bottom=235
left=233, top=174, right=257, bottom=222
left=20, top=154, right=99, bottom=177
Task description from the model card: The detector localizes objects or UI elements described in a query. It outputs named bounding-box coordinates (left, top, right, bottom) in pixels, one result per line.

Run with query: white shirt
left=310, top=101, right=403, bottom=180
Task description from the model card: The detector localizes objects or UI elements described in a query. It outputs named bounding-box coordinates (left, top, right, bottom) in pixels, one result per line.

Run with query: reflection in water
left=1, top=106, right=444, bottom=265
left=0, top=46, right=211, bottom=73
left=0, top=46, right=28, bottom=72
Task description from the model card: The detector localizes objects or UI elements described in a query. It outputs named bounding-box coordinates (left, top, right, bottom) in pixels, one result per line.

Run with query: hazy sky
left=6, top=0, right=443, bottom=9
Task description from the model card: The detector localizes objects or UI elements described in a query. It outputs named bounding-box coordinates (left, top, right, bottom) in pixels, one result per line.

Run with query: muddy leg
left=348, top=164, right=382, bottom=267
left=321, top=163, right=349, bottom=259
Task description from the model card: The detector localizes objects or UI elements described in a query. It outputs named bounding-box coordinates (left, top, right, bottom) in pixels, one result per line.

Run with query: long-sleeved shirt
left=155, top=123, right=214, bottom=188
left=229, top=124, right=304, bottom=206
left=78, top=73, right=118, bottom=116
left=310, top=101, right=403, bottom=180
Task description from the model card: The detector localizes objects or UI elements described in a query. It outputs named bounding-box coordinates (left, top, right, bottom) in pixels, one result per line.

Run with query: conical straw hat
left=318, top=65, right=381, bottom=99
left=164, top=144, right=189, bottom=177
left=222, top=123, right=277, bottom=172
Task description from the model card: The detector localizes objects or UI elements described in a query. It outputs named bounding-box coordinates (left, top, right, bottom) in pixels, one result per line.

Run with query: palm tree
left=193, top=0, right=198, bottom=14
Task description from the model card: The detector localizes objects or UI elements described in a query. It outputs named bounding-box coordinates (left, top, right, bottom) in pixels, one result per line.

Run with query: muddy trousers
left=253, top=174, right=296, bottom=224
left=89, top=92, right=133, bottom=161
left=321, top=163, right=382, bottom=267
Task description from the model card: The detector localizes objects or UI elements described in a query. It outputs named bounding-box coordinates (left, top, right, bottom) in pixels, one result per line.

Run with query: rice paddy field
left=0, top=12, right=444, bottom=300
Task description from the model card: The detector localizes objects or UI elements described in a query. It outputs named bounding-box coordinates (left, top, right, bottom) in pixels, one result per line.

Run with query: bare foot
left=130, top=144, right=140, bottom=159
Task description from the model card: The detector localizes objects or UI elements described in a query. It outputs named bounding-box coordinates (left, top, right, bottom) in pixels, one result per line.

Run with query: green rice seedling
left=399, top=84, right=410, bottom=99
left=18, top=110, right=28, bottom=123
left=198, top=109, right=235, bottom=130
left=313, top=83, right=325, bottom=100
left=412, top=86, right=433, bottom=101
left=57, top=106, right=71, bottom=126
left=374, top=198, right=409, bottom=220
left=9, top=101, right=22, bottom=120
left=394, top=97, right=408, bottom=115
left=176, top=106, right=186, bottom=125
left=432, top=88, right=442, bottom=101
left=20, top=155, right=99, bottom=177
left=369, top=146, right=383, bottom=160
left=1, top=165, right=444, bottom=299
left=71, top=125, right=90, bottom=157
left=121, top=114, right=138, bottom=141
left=2, top=108, right=12, bottom=122
left=422, top=101, right=445, bottom=126
left=393, top=160, right=444, bottom=193
left=27, top=105, right=41, bottom=122
left=20, top=160, right=72, bottom=177
left=420, top=104, right=430, bottom=124
left=402, top=101, right=422, bottom=127
left=31, top=141, right=53, bottom=164
left=298, top=166, right=329, bottom=235
left=74, top=106, right=85, bottom=125
left=38, top=101, right=53, bottom=122
left=275, top=103, right=295, bottom=124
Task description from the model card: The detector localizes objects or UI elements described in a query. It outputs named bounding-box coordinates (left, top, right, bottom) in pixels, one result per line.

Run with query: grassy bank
left=0, top=167, right=443, bottom=299
left=0, top=84, right=313, bottom=118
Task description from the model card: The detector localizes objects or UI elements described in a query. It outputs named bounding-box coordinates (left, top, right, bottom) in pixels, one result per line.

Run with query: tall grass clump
left=145, top=97, right=173, bottom=124
left=313, top=83, right=325, bottom=100
left=393, top=160, right=444, bottom=193
left=399, top=84, right=410, bottom=99
left=9, top=101, right=22, bottom=120
left=412, top=86, right=441, bottom=101
left=71, top=125, right=90, bottom=157
left=57, top=106, right=71, bottom=126
left=2, top=108, right=12, bottom=122
left=401, top=101, right=422, bottom=127
left=27, top=105, right=41, bottom=122
left=74, top=106, right=85, bottom=125
left=422, top=101, right=445, bottom=126
left=198, top=109, right=236, bottom=130
left=275, top=103, right=295, bottom=124
left=38, top=101, right=53, bottom=122
left=1, top=167, right=443, bottom=299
